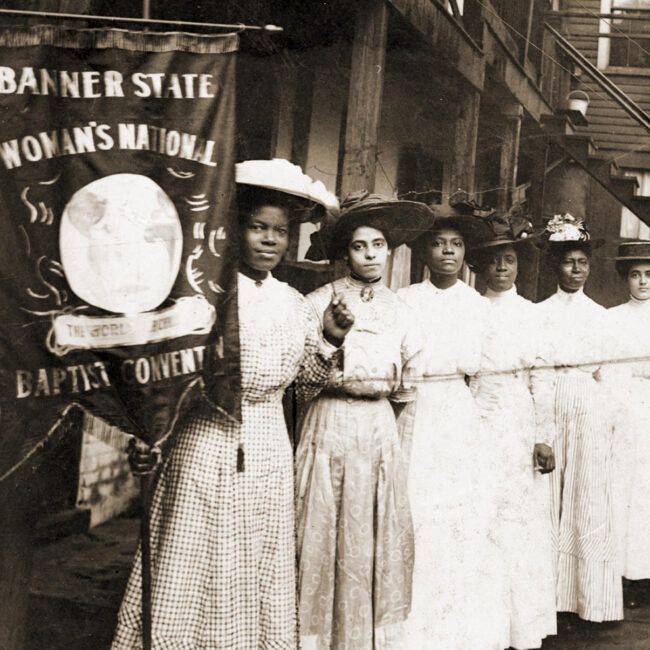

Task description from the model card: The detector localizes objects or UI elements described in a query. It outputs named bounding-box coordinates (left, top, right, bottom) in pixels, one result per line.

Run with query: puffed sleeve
left=529, top=307, right=557, bottom=447
left=294, top=288, right=342, bottom=406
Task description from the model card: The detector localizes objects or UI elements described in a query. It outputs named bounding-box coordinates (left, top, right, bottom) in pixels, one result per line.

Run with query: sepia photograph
left=0, top=1, right=649, bottom=648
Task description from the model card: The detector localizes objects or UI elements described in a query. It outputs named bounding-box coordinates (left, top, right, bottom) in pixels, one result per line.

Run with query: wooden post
left=271, top=65, right=298, bottom=161
left=339, top=0, right=388, bottom=196
left=447, top=82, right=481, bottom=202
left=522, top=0, right=535, bottom=65
left=498, top=104, right=523, bottom=212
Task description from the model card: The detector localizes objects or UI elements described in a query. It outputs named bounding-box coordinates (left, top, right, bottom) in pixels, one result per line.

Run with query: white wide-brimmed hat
left=236, top=159, right=339, bottom=218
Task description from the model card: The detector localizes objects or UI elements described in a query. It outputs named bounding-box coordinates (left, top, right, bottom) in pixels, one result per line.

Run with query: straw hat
left=305, top=190, right=435, bottom=261
left=612, top=240, right=650, bottom=261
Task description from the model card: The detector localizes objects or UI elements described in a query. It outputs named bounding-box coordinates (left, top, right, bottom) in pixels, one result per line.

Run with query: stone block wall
left=76, top=414, right=139, bottom=528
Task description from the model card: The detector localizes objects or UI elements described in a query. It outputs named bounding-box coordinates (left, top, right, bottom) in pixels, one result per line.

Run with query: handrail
left=549, top=10, right=650, bottom=18
left=544, top=22, right=650, bottom=132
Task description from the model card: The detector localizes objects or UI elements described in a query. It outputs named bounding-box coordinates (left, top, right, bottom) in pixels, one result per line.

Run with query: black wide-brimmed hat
left=537, top=213, right=605, bottom=251
left=305, top=190, right=435, bottom=261
left=407, top=193, right=493, bottom=251
left=466, top=205, right=539, bottom=270
left=613, top=240, right=650, bottom=261
left=236, top=158, right=339, bottom=222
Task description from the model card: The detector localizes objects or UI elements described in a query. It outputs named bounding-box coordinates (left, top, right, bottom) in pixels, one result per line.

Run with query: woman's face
left=557, top=248, right=590, bottom=292
left=346, top=225, right=389, bottom=281
left=484, top=244, right=518, bottom=292
left=627, top=262, right=650, bottom=301
left=242, top=205, right=289, bottom=272
left=424, top=228, right=465, bottom=277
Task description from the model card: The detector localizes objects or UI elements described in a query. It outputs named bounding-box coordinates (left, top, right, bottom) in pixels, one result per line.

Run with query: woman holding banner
left=113, top=160, right=353, bottom=649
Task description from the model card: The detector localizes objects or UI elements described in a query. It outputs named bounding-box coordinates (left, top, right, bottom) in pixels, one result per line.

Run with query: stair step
left=563, top=134, right=597, bottom=158
left=610, top=173, right=639, bottom=189
left=540, top=113, right=577, bottom=137
left=629, top=196, right=650, bottom=228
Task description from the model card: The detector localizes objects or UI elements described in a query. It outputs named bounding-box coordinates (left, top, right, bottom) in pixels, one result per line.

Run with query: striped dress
left=531, top=287, right=623, bottom=622
left=112, top=272, right=339, bottom=649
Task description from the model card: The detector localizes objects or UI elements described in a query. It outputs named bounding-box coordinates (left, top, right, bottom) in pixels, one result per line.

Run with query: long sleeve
left=529, top=309, right=557, bottom=447
left=390, top=306, right=423, bottom=404
left=294, top=292, right=342, bottom=406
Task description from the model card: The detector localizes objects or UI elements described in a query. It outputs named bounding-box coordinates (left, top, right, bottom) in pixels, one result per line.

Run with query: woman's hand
left=127, top=437, right=161, bottom=476
left=322, top=296, right=354, bottom=347
left=533, top=443, right=555, bottom=474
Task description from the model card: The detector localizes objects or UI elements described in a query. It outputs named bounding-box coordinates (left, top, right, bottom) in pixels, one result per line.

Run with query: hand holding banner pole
left=127, top=437, right=161, bottom=650
left=140, top=474, right=153, bottom=650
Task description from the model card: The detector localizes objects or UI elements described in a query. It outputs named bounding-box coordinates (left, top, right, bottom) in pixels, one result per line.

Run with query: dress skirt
left=405, top=377, right=509, bottom=650
left=112, top=398, right=297, bottom=649
left=613, top=376, right=650, bottom=580
left=295, top=394, right=414, bottom=650
left=550, top=372, right=623, bottom=622
left=472, top=373, right=556, bottom=649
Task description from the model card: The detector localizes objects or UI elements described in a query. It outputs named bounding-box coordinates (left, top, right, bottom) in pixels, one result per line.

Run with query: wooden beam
left=271, top=65, right=298, bottom=160
left=498, top=104, right=523, bottom=212
left=522, top=0, right=535, bottom=65
left=447, top=83, right=481, bottom=200
left=481, top=14, right=554, bottom=122
left=448, top=0, right=462, bottom=22
left=340, top=0, right=388, bottom=195
left=387, top=0, right=485, bottom=91
left=290, top=66, right=315, bottom=170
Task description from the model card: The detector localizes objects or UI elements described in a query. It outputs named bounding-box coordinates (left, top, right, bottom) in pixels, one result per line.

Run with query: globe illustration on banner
left=59, top=174, right=183, bottom=314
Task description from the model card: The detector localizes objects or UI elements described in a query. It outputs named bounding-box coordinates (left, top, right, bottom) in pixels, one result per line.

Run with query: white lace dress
left=531, top=287, right=622, bottom=622
left=113, top=273, right=338, bottom=650
left=608, top=296, right=650, bottom=580
left=397, top=280, right=509, bottom=650
left=470, top=286, right=556, bottom=649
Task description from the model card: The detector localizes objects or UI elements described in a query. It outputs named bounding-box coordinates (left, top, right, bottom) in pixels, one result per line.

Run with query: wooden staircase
left=541, top=22, right=650, bottom=227
left=540, top=113, right=650, bottom=226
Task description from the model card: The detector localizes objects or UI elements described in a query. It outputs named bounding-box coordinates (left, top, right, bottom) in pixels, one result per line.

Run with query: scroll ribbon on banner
left=0, top=25, right=241, bottom=481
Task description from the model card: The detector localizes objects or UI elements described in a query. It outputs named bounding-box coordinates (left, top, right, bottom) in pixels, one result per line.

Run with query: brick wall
left=76, top=414, right=139, bottom=528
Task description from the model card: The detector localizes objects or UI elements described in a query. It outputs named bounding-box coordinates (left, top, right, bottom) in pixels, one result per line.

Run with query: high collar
left=238, top=270, right=272, bottom=288
left=427, top=277, right=461, bottom=294
left=348, top=272, right=383, bottom=286
left=555, top=285, right=585, bottom=303
left=628, top=293, right=650, bottom=308
left=485, top=285, right=518, bottom=300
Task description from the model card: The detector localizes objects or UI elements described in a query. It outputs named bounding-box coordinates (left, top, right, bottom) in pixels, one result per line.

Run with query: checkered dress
left=112, top=273, right=338, bottom=650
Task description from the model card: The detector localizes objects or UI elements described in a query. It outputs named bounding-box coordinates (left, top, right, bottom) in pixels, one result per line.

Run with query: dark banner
left=0, top=25, right=240, bottom=481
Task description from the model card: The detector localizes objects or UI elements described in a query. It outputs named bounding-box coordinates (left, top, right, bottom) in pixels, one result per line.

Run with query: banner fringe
left=0, top=25, right=239, bottom=53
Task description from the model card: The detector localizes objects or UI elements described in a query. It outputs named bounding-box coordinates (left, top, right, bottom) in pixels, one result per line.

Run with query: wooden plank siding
left=562, top=0, right=650, bottom=159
